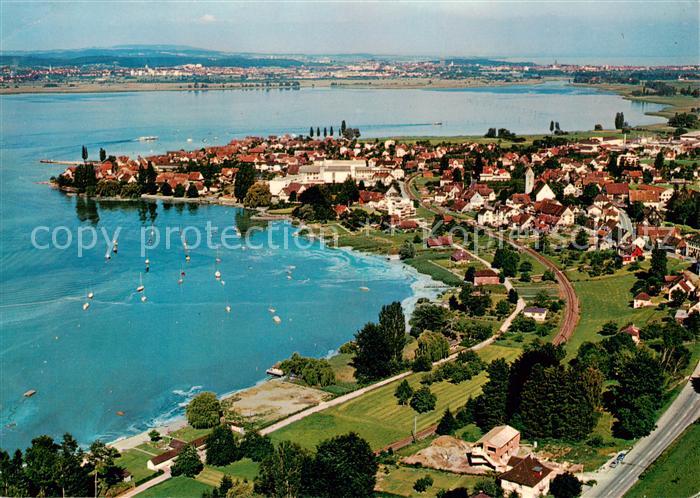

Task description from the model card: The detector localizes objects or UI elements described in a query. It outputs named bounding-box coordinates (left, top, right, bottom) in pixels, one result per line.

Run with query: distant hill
left=0, top=45, right=534, bottom=68
left=0, top=45, right=307, bottom=68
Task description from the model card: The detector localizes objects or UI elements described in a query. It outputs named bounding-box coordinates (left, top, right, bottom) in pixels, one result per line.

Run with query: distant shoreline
left=0, top=77, right=546, bottom=95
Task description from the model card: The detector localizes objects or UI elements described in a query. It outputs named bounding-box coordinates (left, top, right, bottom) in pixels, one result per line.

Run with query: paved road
left=405, top=174, right=579, bottom=346
left=121, top=469, right=171, bottom=498
left=583, top=361, right=700, bottom=498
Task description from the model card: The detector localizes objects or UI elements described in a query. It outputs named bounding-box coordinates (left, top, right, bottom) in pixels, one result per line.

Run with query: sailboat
left=215, top=270, right=221, bottom=280
left=145, top=258, right=150, bottom=273
left=136, top=274, right=145, bottom=293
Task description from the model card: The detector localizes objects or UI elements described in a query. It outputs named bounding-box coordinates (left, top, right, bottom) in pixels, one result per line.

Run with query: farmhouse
left=473, top=269, right=500, bottom=286
left=499, top=455, right=557, bottom=498
left=523, top=307, right=548, bottom=322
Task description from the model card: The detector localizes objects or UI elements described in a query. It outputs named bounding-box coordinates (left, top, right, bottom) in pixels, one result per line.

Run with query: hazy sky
left=1, top=1, right=698, bottom=63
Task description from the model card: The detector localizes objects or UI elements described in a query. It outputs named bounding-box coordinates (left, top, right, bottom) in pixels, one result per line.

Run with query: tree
left=341, top=120, right=347, bottom=134
left=550, top=472, right=582, bottom=498
left=410, top=303, right=451, bottom=337
left=186, top=392, right=222, bottom=428
left=410, top=386, right=437, bottom=413
left=240, top=431, right=274, bottom=462
left=650, top=244, right=667, bottom=280
left=436, top=408, right=458, bottom=435
left=148, top=429, right=161, bottom=442
left=99, top=148, right=106, bottom=162
left=186, top=183, right=200, bottom=198
left=206, top=425, right=240, bottom=466
left=0, top=449, right=28, bottom=497
left=174, top=183, right=186, bottom=197
left=323, top=127, right=327, bottom=137
left=316, top=127, right=320, bottom=137
left=417, top=331, right=450, bottom=362
left=56, top=434, right=91, bottom=498
left=330, top=126, right=334, bottom=136
left=399, top=241, right=416, bottom=260
left=610, top=350, right=666, bottom=438
left=474, top=359, right=510, bottom=430
left=87, top=440, right=121, bottom=497
left=495, top=299, right=511, bottom=318
left=161, top=182, right=173, bottom=196
left=413, top=475, right=434, bottom=493
left=24, top=435, right=61, bottom=497
left=395, top=379, right=413, bottom=405
left=378, top=302, right=407, bottom=366
left=575, top=229, right=588, bottom=249
left=243, top=182, right=272, bottom=207
left=337, top=177, right=359, bottom=205
left=309, top=126, right=314, bottom=137
left=171, top=444, right=203, bottom=478
left=255, top=441, right=311, bottom=498
left=614, top=112, right=625, bottom=130
left=234, top=163, right=256, bottom=201
left=353, top=323, right=395, bottom=382
left=311, top=433, right=377, bottom=498
left=81, top=145, right=88, bottom=162
left=508, top=288, right=519, bottom=304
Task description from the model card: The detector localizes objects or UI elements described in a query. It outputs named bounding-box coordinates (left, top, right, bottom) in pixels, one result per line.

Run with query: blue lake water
left=0, top=81, right=664, bottom=450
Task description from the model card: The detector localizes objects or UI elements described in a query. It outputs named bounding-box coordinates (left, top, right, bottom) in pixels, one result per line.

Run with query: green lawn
left=376, top=465, right=481, bottom=497
left=115, top=449, right=155, bottom=482
left=565, top=272, right=667, bottom=357
left=270, top=345, right=521, bottom=451
left=211, top=458, right=260, bottom=482
left=137, top=476, right=213, bottom=498
left=626, top=422, right=700, bottom=498
left=168, top=426, right=212, bottom=442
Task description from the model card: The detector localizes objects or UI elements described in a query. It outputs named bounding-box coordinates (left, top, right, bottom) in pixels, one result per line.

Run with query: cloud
left=199, top=14, right=216, bottom=23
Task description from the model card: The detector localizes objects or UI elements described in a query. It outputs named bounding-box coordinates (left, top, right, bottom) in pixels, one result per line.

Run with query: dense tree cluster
left=0, top=435, right=121, bottom=497
left=279, top=352, right=336, bottom=387
left=464, top=342, right=603, bottom=441
left=206, top=427, right=273, bottom=468
left=254, top=433, right=377, bottom=498
left=353, top=302, right=407, bottom=382
left=186, top=392, right=222, bottom=429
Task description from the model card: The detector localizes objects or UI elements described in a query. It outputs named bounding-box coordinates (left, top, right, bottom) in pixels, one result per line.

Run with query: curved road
left=405, top=174, right=579, bottom=346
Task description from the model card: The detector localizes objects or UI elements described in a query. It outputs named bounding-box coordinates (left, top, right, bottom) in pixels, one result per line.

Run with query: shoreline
left=108, top=236, right=445, bottom=452
left=1, top=77, right=547, bottom=96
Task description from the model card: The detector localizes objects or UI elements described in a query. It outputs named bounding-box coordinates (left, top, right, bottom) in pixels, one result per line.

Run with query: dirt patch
left=223, top=380, right=330, bottom=424
left=402, top=435, right=487, bottom=475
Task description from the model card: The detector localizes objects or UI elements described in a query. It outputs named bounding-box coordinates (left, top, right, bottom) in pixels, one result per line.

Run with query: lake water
left=0, top=81, right=663, bottom=451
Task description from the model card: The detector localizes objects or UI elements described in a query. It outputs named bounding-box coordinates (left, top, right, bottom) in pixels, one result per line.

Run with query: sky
left=0, top=1, right=698, bottom=64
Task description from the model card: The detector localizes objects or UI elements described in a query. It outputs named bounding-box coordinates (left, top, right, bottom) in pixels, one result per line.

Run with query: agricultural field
left=137, top=476, right=213, bottom=498
left=196, top=458, right=260, bottom=487
left=565, top=269, right=677, bottom=356
left=625, top=422, right=700, bottom=498
left=375, top=465, right=481, bottom=497
left=270, top=345, right=521, bottom=451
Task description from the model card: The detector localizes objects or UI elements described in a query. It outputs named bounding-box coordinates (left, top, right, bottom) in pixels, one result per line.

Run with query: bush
left=186, top=392, right=222, bottom=429
left=413, top=476, right=434, bottom=493
left=412, top=354, right=433, bottom=372
left=240, top=431, right=274, bottom=462
left=279, top=353, right=336, bottom=387
left=171, top=444, right=203, bottom=477
left=395, top=379, right=414, bottom=405
left=410, top=386, right=437, bottom=413
left=550, top=472, right=582, bottom=498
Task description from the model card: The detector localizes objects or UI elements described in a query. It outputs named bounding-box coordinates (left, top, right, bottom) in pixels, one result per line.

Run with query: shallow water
left=0, top=81, right=663, bottom=450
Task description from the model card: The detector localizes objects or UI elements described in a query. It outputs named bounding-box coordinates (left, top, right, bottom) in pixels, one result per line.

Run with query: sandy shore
left=2, top=77, right=545, bottom=95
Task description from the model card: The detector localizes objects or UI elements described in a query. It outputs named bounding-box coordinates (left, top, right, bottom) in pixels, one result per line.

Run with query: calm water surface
left=0, top=81, right=663, bottom=450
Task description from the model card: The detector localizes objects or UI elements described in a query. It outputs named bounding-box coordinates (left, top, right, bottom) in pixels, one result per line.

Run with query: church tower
left=525, top=167, right=534, bottom=194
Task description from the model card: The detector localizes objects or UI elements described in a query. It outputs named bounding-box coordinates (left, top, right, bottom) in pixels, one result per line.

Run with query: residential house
left=633, top=292, right=653, bottom=309
left=499, top=455, right=557, bottom=498
left=621, top=324, right=641, bottom=344
left=473, top=269, right=500, bottom=286
left=467, top=425, right=521, bottom=472
left=523, top=307, right=548, bottom=322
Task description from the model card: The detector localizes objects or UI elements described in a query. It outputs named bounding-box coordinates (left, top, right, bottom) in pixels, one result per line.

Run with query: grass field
left=115, top=449, right=156, bottom=482
left=137, top=476, right=213, bottom=498
left=565, top=272, right=667, bottom=356
left=375, top=465, right=482, bottom=497
left=626, top=422, right=700, bottom=498
left=270, top=345, right=521, bottom=450
left=169, top=426, right=212, bottom=442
